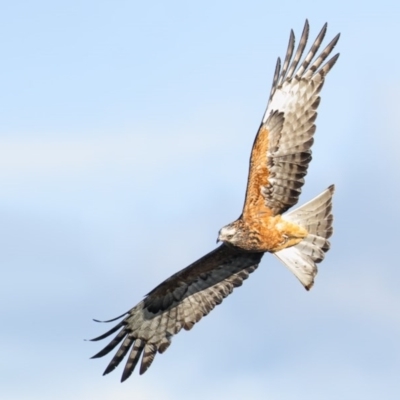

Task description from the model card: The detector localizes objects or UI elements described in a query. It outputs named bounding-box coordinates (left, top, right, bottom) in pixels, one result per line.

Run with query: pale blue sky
left=1, top=1, right=400, bottom=399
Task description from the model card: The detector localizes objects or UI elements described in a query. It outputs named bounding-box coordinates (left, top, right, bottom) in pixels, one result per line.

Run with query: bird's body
left=90, top=20, right=339, bottom=381
left=218, top=214, right=308, bottom=252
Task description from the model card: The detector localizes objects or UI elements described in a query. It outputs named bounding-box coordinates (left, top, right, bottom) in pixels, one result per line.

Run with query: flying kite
left=90, top=20, right=339, bottom=381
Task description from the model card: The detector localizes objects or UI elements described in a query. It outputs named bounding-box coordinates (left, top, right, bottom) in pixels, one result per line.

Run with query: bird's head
left=217, top=221, right=242, bottom=246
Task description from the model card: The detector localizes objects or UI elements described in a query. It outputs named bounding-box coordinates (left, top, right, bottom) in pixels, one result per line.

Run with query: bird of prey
left=90, top=20, right=339, bottom=381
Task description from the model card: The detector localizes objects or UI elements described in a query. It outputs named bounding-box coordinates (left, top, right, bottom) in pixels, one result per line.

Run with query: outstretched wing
left=90, top=245, right=263, bottom=381
left=243, top=20, right=340, bottom=218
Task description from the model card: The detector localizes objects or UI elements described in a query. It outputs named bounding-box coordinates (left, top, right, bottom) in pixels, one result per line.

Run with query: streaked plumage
left=90, top=20, right=339, bottom=381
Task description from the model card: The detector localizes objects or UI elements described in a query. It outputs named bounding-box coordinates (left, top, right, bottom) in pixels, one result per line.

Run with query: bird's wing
left=242, top=20, right=339, bottom=219
left=90, top=244, right=263, bottom=381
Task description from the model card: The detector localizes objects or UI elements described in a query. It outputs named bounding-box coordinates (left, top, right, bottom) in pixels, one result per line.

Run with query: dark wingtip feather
left=103, top=362, right=118, bottom=376
left=286, top=19, right=310, bottom=80
left=277, top=30, right=295, bottom=87
left=320, top=53, right=340, bottom=77
left=102, top=336, right=135, bottom=376
left=139, top=344, right=157, bottom=375
left=120, top=340, right=145, bottom=382
left=91, top=329, right=127, bottom=359
left=330, top=33, right=341, bottom=48
left=296, top=22, right=329, bottom=77
left=89, top=321, right=125, bottom=342
left=92, top=310, right=129, bottom=323
left=263, top=57, right=281, bottom=122
left=272, top=57, right=281, bottom=90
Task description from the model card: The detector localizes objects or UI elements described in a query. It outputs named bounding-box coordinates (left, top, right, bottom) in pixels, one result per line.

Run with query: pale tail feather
left=274, top=185, right=334, bottom=290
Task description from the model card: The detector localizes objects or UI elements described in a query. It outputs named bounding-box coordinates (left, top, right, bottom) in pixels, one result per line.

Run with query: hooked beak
left=216, top=237, right=220, bottom=244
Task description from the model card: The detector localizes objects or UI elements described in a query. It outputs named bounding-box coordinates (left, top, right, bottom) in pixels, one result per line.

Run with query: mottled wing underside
left=91, top=245, right=263, bottom=381
left=243, top=20, right=339, bottom=218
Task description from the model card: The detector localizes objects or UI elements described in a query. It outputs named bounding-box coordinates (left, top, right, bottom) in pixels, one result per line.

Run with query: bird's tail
left=274, top=185, right=334, bottom=290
